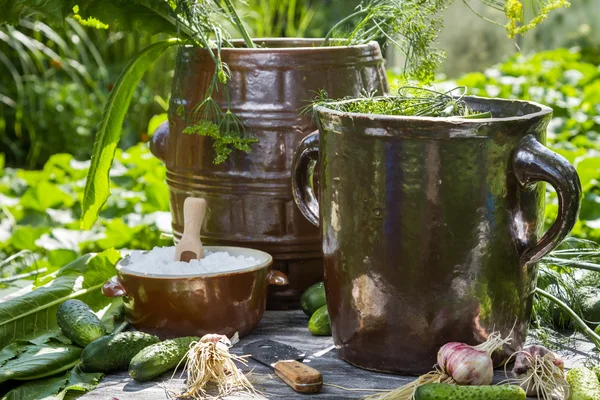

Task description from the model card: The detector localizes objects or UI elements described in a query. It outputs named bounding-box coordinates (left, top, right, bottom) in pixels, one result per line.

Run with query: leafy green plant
left=0, top=250, right=120, bottom=348
left=0, top=19, right=109, bottom=168
left=0, top=144, right=173, bottom=288
left=322, top=0, right=449, bottom=83
left=242, top=0, right=317, bottom=38
left=1, top=365, right=103, bottom=400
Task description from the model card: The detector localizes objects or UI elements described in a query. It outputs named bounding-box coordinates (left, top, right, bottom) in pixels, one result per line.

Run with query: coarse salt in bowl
left=120, top=246, right=261, bottom=277
left=103, top=245, right=279, bottom=339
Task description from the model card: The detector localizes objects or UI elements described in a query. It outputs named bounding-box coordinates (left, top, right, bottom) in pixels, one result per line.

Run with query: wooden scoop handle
left=273, top=360, right=323, bottom=393
left=175, top=197, right=207, bottom=262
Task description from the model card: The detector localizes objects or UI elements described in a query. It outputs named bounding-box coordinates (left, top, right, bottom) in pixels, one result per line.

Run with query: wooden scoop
left=175, top=197, right=207, bottom=262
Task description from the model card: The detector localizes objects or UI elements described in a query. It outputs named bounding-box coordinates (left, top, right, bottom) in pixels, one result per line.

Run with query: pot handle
left=102, top=276, right=127, bottom=297
left=149, top=120, right=169, bottom=162
left=512, top=135, right=582, bottom=264
left=291, top=131, right=320, bottom=227
left=268, top=270, right=289, bottom=286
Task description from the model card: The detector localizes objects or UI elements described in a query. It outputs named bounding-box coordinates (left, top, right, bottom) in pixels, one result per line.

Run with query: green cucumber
left=308, top=305, right=331, bottom=336
left=414, top=383, right=525, bottom=400
left=567, top=367, right=600, bottom=400
left=80, top=331, right=160, bottom=373
left=594, top=365, right=600, bottom=382
left=129, top=336, right=199, bottom=382
left=56, top=299, right=106, bottom=347
left=301, top=282, right=327, bottom=317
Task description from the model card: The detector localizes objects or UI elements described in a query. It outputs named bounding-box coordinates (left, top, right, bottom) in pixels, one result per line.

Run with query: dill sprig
left=173, top=0, right=257, bottom=164
left=322, top=0, right=450, bottom=83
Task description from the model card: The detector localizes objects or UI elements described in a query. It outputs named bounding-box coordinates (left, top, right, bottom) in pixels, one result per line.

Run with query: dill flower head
left=505, top=0, right=571, bottom=38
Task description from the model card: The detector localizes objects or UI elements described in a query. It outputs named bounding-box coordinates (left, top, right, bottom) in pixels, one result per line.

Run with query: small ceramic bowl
left=102, top=246, right=287, bottom=339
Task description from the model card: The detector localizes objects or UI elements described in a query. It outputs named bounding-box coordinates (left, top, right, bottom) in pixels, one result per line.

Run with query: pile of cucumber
left=301, top=282, right=331, bottom=336
left=57, top=299, right=197, bottom=382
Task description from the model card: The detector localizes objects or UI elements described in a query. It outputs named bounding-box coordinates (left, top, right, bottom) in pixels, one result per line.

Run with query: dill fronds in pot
left=314, top=86, right=493, bottom=118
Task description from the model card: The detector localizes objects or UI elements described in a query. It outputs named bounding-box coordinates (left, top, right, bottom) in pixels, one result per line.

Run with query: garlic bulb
left=437, top=342, right=494, bottom=385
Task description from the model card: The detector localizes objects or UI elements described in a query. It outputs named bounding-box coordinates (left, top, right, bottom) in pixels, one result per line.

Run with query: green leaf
left=0, top=249, right=121, bottom=349
left=20, top=182, right=74, bottom=212
left=0, top=339, right=82, bottom=383
left=8, top=227, right=49, bottom=251
left=80, top=38, right=181, bottom=230
left=142, top=181, right=170, bottom=213
left=1, top=365, right=103, bottom=400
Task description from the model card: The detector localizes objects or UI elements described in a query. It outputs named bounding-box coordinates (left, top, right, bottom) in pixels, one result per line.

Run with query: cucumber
left=594, top=365, right=600, bottom=382
left=80, top=331, right=160, bottom=373
left=56, top=299, right=106, bottom=347
left=414, top=383, right=526, bottom=400
left=567, top=367, right=600, bottom=400
left=129, top=336, right=199, bottom=382
left=301, top=282, right=326, bottom=317
left=308, top=305, right=331, bottom=336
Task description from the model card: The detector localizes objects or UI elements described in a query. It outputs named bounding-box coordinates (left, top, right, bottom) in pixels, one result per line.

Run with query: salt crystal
left=121, top=246, right=260, bottom=276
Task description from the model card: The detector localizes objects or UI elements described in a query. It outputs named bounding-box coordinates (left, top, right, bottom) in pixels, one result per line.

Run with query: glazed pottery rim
left=185, top=38, right=380, bottom=52
left=117, top=245, right=273, bottom=279
left=315, top=95, right=553, bottom=124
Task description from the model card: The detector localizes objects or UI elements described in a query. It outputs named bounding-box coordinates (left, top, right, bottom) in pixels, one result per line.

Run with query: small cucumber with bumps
left=57, top=299, right=106, bottom=347
left=129, top=336, right=199, bottom=382
left=80, top=331, right=160, bottom=373
left=415, top=383, right=526, bottom=400
left=308, top=305, right=331, bottom=336
left=301, top=282, right=326, bottom=317
left=567, top=367, right=600, bottom=400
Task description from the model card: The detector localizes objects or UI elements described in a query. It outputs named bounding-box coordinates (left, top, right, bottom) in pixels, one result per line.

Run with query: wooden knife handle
left=273, top=360, right=323, bottom=393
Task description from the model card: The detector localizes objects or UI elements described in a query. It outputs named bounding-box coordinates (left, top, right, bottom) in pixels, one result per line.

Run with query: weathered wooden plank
left=80, top=310, right=592, bottom=399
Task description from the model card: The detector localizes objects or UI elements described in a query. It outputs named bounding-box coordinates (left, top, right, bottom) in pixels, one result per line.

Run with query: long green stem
left=321, top=9, right=369, bottom=46
left=536, top=288, right=600, bottom=349
left=462, top=0, right=505, bottom=27
left=221, top=0, right=255, bottom=48
left=544, top=257, right=600, bottom=273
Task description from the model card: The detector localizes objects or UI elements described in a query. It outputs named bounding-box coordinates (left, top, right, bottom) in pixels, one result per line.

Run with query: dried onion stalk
left=508, top=345, right=568, bottom=400
left=173, top=334, right=255, bottom=399
left=365, top=331, right=512, bottom=400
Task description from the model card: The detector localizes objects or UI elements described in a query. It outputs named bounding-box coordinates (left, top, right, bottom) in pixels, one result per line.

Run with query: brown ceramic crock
left=150, top=38, right=389, bottom=309
left=292, top=96, right=582, bottom=374
left=102, top=246, right=286, bottom=339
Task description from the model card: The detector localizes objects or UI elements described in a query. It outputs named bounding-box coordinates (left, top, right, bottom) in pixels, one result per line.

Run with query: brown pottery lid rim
left=315, top=95, right=553, bottom=125
left=185, top=38, right=380, bottom=52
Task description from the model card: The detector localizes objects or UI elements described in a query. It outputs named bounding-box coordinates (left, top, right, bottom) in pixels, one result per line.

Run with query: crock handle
left=292, top=131, right=320, bottom=227
left=102, top=276, right=127, bottom=297
left=149, top=120, right=169, bottom=162
left=512, top=135, right=582, bottom=264
left=268, top=270, right=289, bottom=286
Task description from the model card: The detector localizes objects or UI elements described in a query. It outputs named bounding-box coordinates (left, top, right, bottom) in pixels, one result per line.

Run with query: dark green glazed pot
left=292, top=97, right=582, bottom=374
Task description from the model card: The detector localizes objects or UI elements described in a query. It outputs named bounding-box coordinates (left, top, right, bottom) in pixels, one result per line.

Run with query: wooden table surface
left=80, top=310, right=593, bottom=400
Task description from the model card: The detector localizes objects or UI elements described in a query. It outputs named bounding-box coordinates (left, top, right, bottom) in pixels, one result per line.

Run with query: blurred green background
left=1, top=0, right=597, bottom=169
